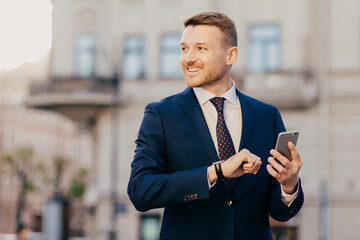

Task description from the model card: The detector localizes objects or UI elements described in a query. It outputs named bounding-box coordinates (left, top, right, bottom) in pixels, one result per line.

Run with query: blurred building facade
left=25, top=0, right=360, bottom=239
left=0, top=77, right=93, bottom=233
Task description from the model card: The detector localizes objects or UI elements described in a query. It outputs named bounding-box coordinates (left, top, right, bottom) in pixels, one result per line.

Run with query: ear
left=226, top=47, right=238, bottom=66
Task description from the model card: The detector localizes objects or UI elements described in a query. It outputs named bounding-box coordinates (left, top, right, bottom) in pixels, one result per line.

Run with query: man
left=128, top=12, right=303, bottom=240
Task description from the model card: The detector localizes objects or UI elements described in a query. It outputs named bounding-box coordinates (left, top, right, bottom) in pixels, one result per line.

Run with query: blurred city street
left=1, top=0, right=360, bottom=239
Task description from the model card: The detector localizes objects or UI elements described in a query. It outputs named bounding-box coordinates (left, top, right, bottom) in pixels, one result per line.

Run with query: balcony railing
left=29, top=76, right=119, bottom=95
left=242, top=70, right=317, bottom=108
left=27, top=76, right=120, bottom=126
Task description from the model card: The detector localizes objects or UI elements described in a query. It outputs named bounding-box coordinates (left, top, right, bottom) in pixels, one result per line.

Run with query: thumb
left=288, top=142, right=300, bottom=162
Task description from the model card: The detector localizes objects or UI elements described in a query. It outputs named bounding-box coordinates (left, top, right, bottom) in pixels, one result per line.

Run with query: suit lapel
left=178, top=88, right=219, bottom=165
left=230, top=90, right=255, bottom=190
left=237, top=90, right=254, bottom=151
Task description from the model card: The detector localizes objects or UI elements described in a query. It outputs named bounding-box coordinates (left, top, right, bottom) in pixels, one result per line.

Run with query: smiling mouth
left=187, top=68, right=201, bottom=72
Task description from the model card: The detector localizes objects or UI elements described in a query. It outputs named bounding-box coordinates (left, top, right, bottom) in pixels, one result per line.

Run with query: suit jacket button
left=226, top=199, right=233, bottom=206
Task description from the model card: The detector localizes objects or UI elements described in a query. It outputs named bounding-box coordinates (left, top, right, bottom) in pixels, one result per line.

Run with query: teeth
left=188, top=68, right=200, bottom=72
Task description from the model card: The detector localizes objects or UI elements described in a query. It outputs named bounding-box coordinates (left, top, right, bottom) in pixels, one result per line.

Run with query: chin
left=185, top=78, right=202, bottom=88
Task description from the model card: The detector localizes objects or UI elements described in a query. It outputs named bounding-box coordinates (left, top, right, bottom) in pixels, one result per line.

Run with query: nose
left=183, top=49, right=197, bottom=66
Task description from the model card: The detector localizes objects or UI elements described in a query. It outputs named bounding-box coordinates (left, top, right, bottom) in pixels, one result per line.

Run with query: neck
left=202, top=78, right=233, bottom=96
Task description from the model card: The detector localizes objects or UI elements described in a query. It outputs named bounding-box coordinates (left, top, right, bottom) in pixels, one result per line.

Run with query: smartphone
left=275, top=131, right=299, bottom=160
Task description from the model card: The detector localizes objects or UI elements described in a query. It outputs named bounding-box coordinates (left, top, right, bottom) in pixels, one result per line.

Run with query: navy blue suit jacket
left=128, top=87, right=304, bottom=240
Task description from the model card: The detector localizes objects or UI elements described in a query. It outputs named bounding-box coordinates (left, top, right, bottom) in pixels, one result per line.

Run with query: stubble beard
left=185, top=65, right=227, bottom=89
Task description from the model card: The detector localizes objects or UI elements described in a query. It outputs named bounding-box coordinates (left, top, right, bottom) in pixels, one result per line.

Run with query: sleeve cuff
left=208, top=178, right=216, bottom=189
left=281, top=184, right=299, bottom=207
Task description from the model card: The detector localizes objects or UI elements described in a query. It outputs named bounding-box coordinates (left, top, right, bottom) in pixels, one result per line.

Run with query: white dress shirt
left=193, top=82, right=241, bottom=154
left=193, top=81, right=298, bottom=206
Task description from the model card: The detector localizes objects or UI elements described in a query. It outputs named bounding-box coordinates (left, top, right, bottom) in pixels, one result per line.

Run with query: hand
left=222, top=149, right=262, bottom=178
left=266, top=142, right=302, bottom=194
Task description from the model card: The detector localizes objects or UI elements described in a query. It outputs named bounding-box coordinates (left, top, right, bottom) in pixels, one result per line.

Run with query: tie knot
left=210, top=97, right=225, bottom=113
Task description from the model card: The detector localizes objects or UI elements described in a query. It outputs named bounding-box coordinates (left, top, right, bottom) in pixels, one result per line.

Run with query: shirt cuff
left=208, top=177, right=216, bottom=189
left=281, top=184, right=299, bottom=207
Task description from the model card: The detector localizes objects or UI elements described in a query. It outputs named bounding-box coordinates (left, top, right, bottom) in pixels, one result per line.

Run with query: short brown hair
left=183, top=12, right=238, bottom=47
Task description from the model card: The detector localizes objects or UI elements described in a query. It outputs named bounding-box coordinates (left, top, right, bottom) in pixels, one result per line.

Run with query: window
left=140, top=214, right=161, bottom=240
left=160, top=34, right=182, bottom=78
left=74, top=33, right=97, bottom=78
left=272, top=226, right=297, bottom=240
left=123, top=36, right=145, bottom=80
left=247, top=24, right=281, bottom=73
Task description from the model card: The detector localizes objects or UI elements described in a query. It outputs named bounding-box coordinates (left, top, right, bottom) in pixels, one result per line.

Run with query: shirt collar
left=193, top=80, right=237, bottom=105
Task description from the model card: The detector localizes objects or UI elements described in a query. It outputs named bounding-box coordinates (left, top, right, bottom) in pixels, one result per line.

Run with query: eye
left=180, top=46, right=188, bottom=52
left=198, top=46, right=207, bottom=51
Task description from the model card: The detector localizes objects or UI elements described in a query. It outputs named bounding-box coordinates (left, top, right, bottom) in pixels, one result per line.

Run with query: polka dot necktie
left=210, top=97, right=236, bottom=161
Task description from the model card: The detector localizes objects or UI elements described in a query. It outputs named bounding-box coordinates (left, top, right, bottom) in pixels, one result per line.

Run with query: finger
left=250, top=155, right=261, bottom=166
left=288, top=141, right=296, bottom=149
left=244, top=163, right=259, bottom=174
left=268, top=157, right=286, bottom=175
left=270, top=149, right=290, bottom=167
left=288, top=141, right=297, bottom=156
left=266, top=164, right=280, bottom=179
left=245, top=161, right=255, bottom=168
left=253, top=162, right=262, bottom=174
left=243, top=157, right=256, bottom=167
left=242, top=152, right=261, bottom=172
left=242, top=163, right=253, bottom=170
left=243, top=165, right=254, bottom=173
left=288, top=142, right=302, bottom=166
left=244, top=158, right=261, bottom=171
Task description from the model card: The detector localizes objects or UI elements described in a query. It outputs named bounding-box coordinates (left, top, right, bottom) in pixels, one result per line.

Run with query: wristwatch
left=214, top=162, right=226, bottom=181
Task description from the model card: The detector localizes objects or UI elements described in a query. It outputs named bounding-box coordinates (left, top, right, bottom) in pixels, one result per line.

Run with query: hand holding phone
left=275, top=131, right=299, bottom=160
left=268, top=131, right=302, bottom=194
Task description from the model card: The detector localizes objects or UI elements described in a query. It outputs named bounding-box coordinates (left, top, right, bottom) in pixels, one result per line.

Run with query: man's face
left=180, top=25, right=231, bottom=89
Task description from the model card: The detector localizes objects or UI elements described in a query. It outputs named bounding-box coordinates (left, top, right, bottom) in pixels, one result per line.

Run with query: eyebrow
left=180, top=42, right=208, bottom=45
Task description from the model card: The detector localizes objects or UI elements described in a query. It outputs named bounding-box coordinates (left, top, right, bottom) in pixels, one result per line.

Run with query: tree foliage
left=37, top=155, right=89, bottom=200
left=1, top=146, right=41, bottom=231
left=1, top=147, right=89, bottom=231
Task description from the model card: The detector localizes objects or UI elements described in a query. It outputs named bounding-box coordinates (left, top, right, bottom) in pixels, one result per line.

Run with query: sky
left=0, top=0, right=52, bottom=71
